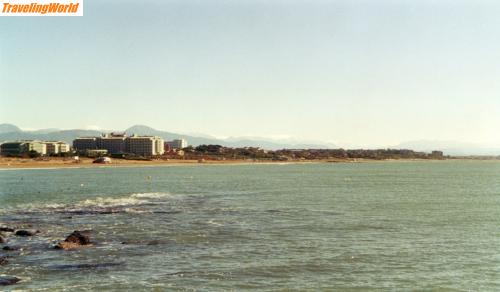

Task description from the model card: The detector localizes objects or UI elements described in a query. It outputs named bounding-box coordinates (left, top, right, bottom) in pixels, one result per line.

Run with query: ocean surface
left=0, top=161, right=499, bottom=291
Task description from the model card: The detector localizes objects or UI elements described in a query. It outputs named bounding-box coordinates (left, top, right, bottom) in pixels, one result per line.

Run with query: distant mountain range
left=394, top=140, right=500, bottom=156
left=1, top=123, right=498, bottom=155
left=0, top=123, right=335, bottom=150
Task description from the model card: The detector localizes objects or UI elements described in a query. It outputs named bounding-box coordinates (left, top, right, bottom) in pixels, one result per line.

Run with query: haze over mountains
left=1, top=123, right=499, bottom=155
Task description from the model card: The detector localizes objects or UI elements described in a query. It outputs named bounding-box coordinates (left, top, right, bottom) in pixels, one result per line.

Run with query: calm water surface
left=0, top=161, right=499, bottom=291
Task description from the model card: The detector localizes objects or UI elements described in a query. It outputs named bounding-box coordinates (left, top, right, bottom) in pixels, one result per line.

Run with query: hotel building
left=166, top=139, right=188, bottom=150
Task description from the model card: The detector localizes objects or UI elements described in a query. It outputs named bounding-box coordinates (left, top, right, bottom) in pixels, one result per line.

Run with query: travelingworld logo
left=1, top=0, right=82, bottom=16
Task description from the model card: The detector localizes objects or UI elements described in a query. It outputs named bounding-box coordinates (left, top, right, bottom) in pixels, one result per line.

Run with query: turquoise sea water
left=0, top=161, right=499, bottom=291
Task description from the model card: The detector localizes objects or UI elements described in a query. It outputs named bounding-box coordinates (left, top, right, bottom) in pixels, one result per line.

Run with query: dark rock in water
left=55, top=230, right=91, bottom=250
left=0, top=276, right=20, bottom=286
left=0, top=235, right=5, bottom=243
left=0, top=256, right=8, bottom=265
left=15, top=229, right=39, bottom=236
left=2, top=246, right=20, bottom=251
left=0, top=227, right=15, bottom=232
left=65, top=230, right=91, bottom=245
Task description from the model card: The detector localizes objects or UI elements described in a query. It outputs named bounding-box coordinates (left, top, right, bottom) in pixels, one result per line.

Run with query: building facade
left=73, top=137, right=98, bottom=153
left=44, top=141, right=71, bottom=155
left=73, top=134, right=164, bottom=157
left=0, top=142, right=29, bottom=156
left=57, top=142, right=70, bottom=153
left=166, top=139, right=188, bottom=150
left=97, top=133, right=126, bottom=154
left=125, top=135, right=164, bottom=156
left=0, top=140, right=46, bottom=156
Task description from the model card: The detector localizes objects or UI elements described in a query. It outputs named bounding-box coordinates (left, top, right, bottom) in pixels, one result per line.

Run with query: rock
left=0, top=235, right=5, bottom=243
left=65, top=230, right=91, bottom=245
left=0, top=276, right=20, bottom=286
left=55, top=230, right=91, bottom=250
left=0, top=256, right=8, bottom=265
left=54, top=242, right=82, bottom=250
left=0, top=227, right=14, bottom=232
left=15, top=229, right=39, bottom=236
left=2, top=246, right=20, bottom=251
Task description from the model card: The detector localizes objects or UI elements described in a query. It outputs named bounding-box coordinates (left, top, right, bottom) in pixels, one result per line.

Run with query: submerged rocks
left=0, top=256, right=8, bottom=265
left=65, top=231, right=91, bottom=245
left=0, top=227, right=15, bottom=232
left=55, top=231, right=91, bottom=250
left=15, top=229, right=39, bottom=237
left=0, top=276, right=20, bottom=286
left=3, top=246, right=21, bottom=251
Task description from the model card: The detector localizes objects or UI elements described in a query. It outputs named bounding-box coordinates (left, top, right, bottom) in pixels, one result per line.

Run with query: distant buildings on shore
left=165, top=139, right=187, bottom=151
left=0, top=133, right=189, bottom=157
left=0, top=140, right=70, bottom=156
left=73, top=133, right=187, bottom=157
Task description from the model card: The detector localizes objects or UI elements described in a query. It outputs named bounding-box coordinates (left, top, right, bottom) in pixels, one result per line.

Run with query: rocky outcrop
left=0, top=276, right=20, bottom=286
left=55, top=231, right=91, bottom=250
left=15, top=229, right=39, bottom=237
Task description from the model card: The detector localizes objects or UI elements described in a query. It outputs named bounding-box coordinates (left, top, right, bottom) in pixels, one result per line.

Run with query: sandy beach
left=0, top=157, right=350, bottom=169
left=0, top=157, right=476, bottom=170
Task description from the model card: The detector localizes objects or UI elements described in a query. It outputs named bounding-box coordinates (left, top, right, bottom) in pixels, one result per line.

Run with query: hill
left=0, top=123, right=21, bottom=134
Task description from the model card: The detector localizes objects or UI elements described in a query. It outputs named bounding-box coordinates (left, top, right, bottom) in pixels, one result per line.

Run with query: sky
left=1, top=0, right=500, bottom=148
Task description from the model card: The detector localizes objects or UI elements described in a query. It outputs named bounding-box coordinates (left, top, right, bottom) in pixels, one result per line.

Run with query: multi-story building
left=125, top=135, right=164, bottom=157
left=44, top=142, right=59, bottom=155
left=28, top=141, right=46, bottom=155
left=44, top=141, right=71, bottom=155
left=73, top=134, right=165, bottom=157
left=97, top=133, right=126, bottom=154
left=0, top=141, right=29, bottom=156
left=73, top=137, right=98, bottom=153
left=57, top=142, right=70, bottom=153
left=0, top=140, right=46, bottom=156
left=166, top=139, right=188, bottom=150
left=154, top=138, right=165, bottom=155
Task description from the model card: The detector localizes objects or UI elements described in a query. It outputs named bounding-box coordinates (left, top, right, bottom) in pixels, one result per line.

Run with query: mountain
left=0, top=124, right=335, bottom=150
left=31, top=128, right=61, bottom=134
left=395, top=140, right=500, bottom=156
left=125, top=125, right=335, bottom=149
left=0, top=123, right=21, bottom=134
left=0, top=129, right=102, bottom=144
left=125, top=125, right=221, bottom=146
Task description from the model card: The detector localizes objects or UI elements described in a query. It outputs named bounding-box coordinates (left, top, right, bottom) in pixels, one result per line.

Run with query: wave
left=1, top=192, right=175, bottom=215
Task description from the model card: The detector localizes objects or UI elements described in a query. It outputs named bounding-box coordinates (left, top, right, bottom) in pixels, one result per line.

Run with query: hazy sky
left=1, top=0, right=500, bottom=147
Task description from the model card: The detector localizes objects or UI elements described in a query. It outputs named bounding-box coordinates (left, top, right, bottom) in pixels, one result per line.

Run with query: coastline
left=0, top=157, right=494, bottom=170
left=0, top=157, right=337, bottom=170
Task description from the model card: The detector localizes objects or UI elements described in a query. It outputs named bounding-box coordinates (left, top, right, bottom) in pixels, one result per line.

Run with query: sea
left=0, top=161, right=499, bottom=291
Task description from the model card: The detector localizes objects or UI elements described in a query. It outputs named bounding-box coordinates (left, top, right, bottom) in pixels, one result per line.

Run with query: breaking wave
left=2, top=192, right=174, bottom=214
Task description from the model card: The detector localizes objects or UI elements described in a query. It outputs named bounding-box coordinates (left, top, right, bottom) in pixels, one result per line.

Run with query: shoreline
left=0, top=157, right=497, bottom=170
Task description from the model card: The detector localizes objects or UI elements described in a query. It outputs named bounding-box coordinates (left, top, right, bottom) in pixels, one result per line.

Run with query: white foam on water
left=207, top=219, right=224, bottom=227
left=76, top=192, right=174, bottom=208
left=78, top=196, right=147, bottom=208
left=130, top=192, right=172, bottom=199
left=3, top=192, right=175, bottom=213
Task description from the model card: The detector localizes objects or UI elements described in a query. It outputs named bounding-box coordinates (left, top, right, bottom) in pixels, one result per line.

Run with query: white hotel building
left=125, top=135, right=165, bottom=156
